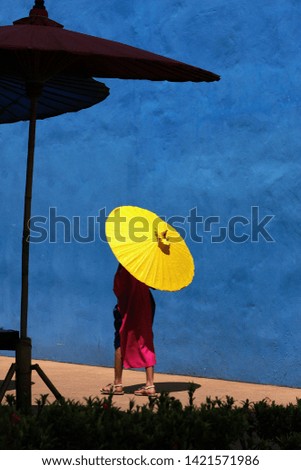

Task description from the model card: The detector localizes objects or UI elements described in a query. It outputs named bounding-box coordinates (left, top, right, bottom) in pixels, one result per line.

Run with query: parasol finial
left=13, top=1, right=63, bottom=27
left=33, top=0, right=46, bottom=8
left=30, top=0, right=48, bottom=18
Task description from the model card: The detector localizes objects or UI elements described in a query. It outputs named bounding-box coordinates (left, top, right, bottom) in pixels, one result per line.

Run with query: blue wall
left=1, top=0, right=300, bottom=387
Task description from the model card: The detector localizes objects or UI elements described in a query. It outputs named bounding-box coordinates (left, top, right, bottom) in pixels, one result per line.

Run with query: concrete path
left=1, top=355, right=301, bottom=410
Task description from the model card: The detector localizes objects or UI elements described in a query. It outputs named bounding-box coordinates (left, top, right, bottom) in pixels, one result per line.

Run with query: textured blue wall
left=1, top=0, right=300, bottom=387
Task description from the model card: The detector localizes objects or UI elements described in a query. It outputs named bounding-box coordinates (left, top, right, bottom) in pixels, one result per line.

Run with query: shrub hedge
left=1, top=386, right=301, bottom=449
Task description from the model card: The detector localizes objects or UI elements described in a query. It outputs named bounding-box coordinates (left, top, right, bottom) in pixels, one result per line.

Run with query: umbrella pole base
left=0, top=363, right=16, bottom=403
left=31, top=363, right=63, bottom=401
left=13, top=338, right=63, bottom=411
left=16, top=337, right=32, bottom=411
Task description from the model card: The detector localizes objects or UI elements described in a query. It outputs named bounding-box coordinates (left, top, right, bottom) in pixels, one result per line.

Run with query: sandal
left=100, top=383, right=124, bottom=395
left=134, top=385, right=157, bottom=397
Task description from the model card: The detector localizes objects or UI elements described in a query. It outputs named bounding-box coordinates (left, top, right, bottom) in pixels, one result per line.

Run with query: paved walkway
left=1, top=355, right=301, bottom=410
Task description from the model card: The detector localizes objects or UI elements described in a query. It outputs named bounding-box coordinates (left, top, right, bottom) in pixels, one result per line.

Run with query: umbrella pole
left=16, top=91, right=38, bottom=411
left=20, top=94, right=38, bottom=339
left=16, top=88, right=63, bottom=410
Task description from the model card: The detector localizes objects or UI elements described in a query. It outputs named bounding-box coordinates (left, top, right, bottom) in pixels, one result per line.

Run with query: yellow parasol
left=105, top=205, right=194, bottom=291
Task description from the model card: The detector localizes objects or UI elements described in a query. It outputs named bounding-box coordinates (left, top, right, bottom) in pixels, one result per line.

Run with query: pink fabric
left=114, top=265, right=156, bottom=369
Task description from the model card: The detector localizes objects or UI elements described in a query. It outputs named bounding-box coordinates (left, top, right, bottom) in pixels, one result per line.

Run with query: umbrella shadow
left=124, top=381, right=201, bottom=394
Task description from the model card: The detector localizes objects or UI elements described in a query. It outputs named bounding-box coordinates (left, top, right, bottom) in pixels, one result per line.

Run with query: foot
left=100, top=383, right=124, bottom=395
left=134, top=385, right=157, bottom=397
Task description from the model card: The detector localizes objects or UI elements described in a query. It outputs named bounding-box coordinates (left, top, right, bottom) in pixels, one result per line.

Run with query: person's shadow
left=124, top=381, right=201, bottom=394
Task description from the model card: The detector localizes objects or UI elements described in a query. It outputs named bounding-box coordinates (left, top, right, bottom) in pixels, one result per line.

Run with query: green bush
left=1, top=387, right=301, bottom=449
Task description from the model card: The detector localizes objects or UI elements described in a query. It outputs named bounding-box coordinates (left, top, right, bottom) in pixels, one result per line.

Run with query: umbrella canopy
left=0, top=74, right=109, bottom=123
left=105, top=206, right=194, bottom=291
left=0, top=1, right=220, bottom=87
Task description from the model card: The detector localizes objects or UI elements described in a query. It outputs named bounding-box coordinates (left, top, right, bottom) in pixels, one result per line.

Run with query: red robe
left=113, top=265, right=156, bottom=369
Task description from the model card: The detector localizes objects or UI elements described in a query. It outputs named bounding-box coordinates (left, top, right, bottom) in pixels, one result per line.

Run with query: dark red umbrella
left=0, top=0, right=220, bottom=409
left=0, top=2, right=220, bottom=85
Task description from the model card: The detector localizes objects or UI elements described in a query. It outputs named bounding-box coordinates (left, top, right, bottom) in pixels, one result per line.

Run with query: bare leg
left=145, top=366, right=154, bottom=387
left=100, top=347, right=123, bottom=394
left=134, top=366, right=156, bottom=396
left=114, top=347, right=123, bottom=385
